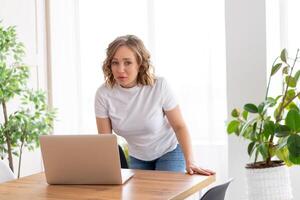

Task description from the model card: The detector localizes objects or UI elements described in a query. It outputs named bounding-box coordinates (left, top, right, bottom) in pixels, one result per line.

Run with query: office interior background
left=0, top=0, right=300, bottom=199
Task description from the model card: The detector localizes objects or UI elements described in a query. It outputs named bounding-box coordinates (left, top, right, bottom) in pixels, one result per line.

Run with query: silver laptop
left=40, top=134, right=134, bottom=185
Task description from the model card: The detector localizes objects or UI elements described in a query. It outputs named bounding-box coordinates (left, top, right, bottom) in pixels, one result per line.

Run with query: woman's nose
left=117, top=64, right=125, bottom=72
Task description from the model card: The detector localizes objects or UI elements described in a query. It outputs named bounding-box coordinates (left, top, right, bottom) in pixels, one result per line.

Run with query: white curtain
left=152, top=0, right=226, bottom=144
left=266, top=0, right=300, bottom=95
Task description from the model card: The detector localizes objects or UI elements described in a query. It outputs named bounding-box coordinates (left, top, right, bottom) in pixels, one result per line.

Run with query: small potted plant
left=227, top=49, right=300, bottom=200
left=0, top=21, right=56, bottom=178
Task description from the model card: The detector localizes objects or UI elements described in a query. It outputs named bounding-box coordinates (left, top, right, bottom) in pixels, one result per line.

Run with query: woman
left=95, top=35, right=214, bottom=175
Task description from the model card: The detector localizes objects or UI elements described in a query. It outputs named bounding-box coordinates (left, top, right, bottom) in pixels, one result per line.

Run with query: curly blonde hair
left=102, top=35, right=155, bottom=87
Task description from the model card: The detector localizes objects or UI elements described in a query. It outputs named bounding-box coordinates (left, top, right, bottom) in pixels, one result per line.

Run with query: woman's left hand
left=186, top=162, right=215, bottom=176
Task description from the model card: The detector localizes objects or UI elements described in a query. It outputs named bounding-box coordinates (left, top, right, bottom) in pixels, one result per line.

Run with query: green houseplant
left=227, top=49, right=300, bottom=199
left=227, top=49, right=300, bottom=167
left=0, top=22, right=56, bottom=178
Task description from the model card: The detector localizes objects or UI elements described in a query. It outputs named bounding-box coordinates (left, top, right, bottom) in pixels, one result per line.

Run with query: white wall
left=0, top=0, right=47, bottom=177
left=225, top=0, right=267, bottom=199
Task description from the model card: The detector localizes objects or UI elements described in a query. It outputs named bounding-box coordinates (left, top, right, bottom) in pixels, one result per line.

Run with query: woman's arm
left=165, top=106, right=215, bottom=175
left=96, top=117, right=112, bottom=134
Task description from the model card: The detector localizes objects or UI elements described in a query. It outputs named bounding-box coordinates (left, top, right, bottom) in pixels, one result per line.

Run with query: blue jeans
left=129, top=145, right=186, bottom=172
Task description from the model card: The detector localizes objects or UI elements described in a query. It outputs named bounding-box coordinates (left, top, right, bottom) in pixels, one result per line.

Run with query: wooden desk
left=0, top=170, right=215, bottom=200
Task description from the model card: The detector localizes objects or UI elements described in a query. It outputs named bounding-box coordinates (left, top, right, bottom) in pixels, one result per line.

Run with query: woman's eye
left=124, top=61, right=132, bottom=66
left=111, top=61, right=118, bottom=65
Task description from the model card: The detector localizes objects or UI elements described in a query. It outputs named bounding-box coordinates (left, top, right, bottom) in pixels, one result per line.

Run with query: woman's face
left=111, top=45, right=140, bottom=88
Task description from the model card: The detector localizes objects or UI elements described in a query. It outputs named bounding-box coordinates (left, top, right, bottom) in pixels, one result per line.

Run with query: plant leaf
left=240, top=118, right=257, bottom=137
left=248, top=141, right=256, bottom=157
left=250, top=122, right=257, bottom=141
left=287, top=134, right=300, bottom=157
left=282, top=66, right=289, bottom=74
left=286, top=102, right=299, bottom=112
left=227, top=120, right=240, bottom=134
left=285, top=76, right=296, bottom=88
left=242, top=110, right=248, bottom=120
left=264, top=120, right=275, bottom=137
left=271, top=63, right=282, bottom=76
left=289, top=154, right=300, bottom=164
left=266, top=97, right=277, bottom=107
left=231, top=108, right=240, bottom=118
left=275, top=125, right=291, bottom=137
left=294, top=69, right=300, bottom=83
left=258, top=102, right=265, bottom=114
left=280, top=48, right=287, bottom=63
left=277, top=137, right=288, bottom=150
left=244, top=103, right=258, bottom=113
left=285, top=109, right=300, bottom=132
left=286, top=89, right=295, bottom=101
left=258, top=143, right=268, bottom=160
left=276, top=146, right=293, bottom=166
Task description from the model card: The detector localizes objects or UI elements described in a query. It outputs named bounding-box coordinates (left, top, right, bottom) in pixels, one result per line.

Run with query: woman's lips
left=117, top=76, right=128, bottom=81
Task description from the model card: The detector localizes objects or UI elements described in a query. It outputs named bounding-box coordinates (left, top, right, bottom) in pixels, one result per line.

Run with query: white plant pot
left=245, top=165, right=293, bottom=200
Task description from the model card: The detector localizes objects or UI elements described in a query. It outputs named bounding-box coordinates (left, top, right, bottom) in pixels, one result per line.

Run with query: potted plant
left=0, top=22, right=56, bottom=178
left=227, top=49, right=300, bottom=199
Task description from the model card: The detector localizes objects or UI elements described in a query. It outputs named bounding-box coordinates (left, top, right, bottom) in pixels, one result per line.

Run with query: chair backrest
left=118, top=145, right=128, bottom=169
left=200, top=179, right=233, bottom=200
left=0, top=160, right=15, bottom=183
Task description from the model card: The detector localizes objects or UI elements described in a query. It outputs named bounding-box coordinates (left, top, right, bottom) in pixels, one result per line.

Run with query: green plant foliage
left=271, top=63, right=282, bottom=76
left=227, top=120, right=240, bottom=134
left=244, top=104, right=258, bottom=113
left=0, top=21, right=56, bottom=177
left=227, top=49, right=300, bottom=167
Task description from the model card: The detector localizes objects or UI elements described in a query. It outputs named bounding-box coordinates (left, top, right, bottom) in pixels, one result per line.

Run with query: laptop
left=39, top=134, right=134, bottom=185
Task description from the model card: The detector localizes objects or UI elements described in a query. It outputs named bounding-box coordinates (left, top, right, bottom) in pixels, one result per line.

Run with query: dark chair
left=118, top=145, right=128, bottom=168
left=200, top=179, right=233, bottom=200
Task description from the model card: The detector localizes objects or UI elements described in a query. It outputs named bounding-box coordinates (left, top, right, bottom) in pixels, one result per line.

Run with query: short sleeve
left=161, top=78, right=178, bottom=111
left=94, top=87, right=109, bottom=118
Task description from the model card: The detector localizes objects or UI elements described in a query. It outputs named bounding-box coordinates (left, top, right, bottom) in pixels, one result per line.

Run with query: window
left=153, top=0, right=226, bottom=143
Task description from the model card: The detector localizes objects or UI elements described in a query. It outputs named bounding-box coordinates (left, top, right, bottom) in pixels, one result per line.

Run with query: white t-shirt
left=94, top=77, right=178, bottom=161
